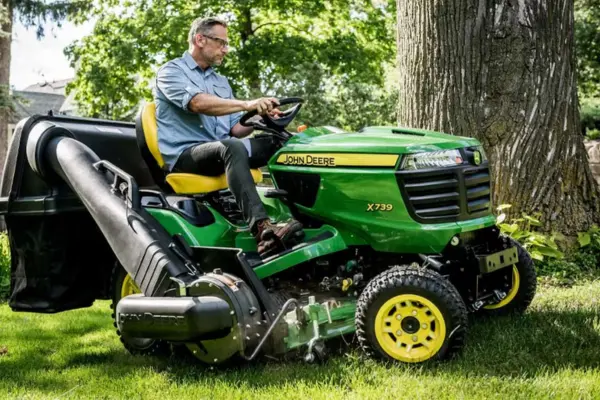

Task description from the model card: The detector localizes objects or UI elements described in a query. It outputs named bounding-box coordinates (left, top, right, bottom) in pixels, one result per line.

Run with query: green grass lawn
left=1, top=282, right=600, bottom=400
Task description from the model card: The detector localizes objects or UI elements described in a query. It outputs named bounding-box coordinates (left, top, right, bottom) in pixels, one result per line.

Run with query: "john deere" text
left=280, top=154, right=336, bottom=166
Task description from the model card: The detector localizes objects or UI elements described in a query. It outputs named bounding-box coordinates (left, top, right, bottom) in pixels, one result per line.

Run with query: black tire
left=356, top=265, right=468, bottom=364
left=481, top=237, right=537, bottom=316
left=110, top=264, right=171, bottom=357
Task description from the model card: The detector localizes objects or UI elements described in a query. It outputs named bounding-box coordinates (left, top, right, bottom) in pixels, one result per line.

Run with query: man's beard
left=209, top=55, right=223, bottom=67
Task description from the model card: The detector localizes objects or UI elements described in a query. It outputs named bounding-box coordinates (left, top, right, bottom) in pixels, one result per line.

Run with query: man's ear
left=195, top=33, right=204, bottom=47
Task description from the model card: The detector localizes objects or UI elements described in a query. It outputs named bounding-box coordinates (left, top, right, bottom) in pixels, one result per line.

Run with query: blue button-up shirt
left=154, top=51, right=249, bottom=171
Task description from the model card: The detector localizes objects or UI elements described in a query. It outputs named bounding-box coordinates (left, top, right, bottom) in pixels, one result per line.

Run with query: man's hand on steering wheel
left=244, top=97, right=280, bottom=115
left=269, top=108, right=283, bottom=119
left=239, top=97, right=304, bottom=142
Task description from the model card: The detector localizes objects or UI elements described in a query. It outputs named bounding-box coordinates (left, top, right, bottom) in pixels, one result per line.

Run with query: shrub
left=587, top=128, right=600, bottom=140
left=496, top=204, right=600, bottom=285
left=496, top=204, right=564, bottom=262
left=581, top=97, right=600, bottom=135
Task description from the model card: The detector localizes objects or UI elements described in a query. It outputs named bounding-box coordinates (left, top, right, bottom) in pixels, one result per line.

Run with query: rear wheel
left=110, top=264, right=171, bottom=356
left=356, top=265, right=468, bottom=363
left=482, top=238, right=537, bottom=315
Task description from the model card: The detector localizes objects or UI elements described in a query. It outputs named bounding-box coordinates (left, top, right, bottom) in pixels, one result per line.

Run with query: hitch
left=418, top=254, right=444, bottom=271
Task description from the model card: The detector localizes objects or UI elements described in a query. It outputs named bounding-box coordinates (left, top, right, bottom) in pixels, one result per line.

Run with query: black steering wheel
left=239, top=97, right=304, bottom=139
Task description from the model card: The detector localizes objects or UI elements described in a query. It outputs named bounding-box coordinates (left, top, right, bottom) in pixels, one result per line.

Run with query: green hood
left=285, top=125, right=481, bottom=154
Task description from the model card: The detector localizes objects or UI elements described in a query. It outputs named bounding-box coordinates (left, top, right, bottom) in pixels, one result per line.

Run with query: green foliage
left=497, top=204, right=600, bottom=285
left=0, top=233, right=10, bottom=301
left=576, top=224, right=600, bottom=250
left=575, top=0, right=600, bottom=98
left=0, top=3, right=9, bottom=38
left=581, top=97, right=600, bottom=136
left=587, top=129, right=600, bottom=140
left=64, top=0, right=398, bottom=129
left=536, top=230, right=600, bottom=286
left=575, top=0, right=600, bottom=141
left=496, top=205, right=564, bottom=262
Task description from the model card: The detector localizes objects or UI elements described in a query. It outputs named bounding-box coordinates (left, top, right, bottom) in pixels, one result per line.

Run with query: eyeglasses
left=202, top=34, right=229, bottom=48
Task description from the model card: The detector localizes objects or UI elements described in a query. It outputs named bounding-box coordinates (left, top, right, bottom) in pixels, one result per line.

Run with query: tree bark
left=396, top=0, right=599, bottom=233
left=0, top=0, right=11, bottom=178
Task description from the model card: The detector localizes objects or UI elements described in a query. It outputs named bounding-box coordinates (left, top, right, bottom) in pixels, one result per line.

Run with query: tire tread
left=355, top=265, right=468, bottom=362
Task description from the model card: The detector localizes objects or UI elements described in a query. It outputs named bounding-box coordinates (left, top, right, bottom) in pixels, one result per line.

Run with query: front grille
left=396, top=163, right=491, bottom=223
left=272, top=171, right=321, bottom=208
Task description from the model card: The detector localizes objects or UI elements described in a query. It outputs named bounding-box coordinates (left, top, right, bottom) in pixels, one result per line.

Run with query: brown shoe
left=257, top=238, right=277, bottom=256
left=255, top=219, right=304, bottom=243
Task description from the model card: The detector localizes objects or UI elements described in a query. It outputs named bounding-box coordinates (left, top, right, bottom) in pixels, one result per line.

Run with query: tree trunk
left=0, top=0, right=11, bottom=179
left=396, top=0, right=598, bottom=233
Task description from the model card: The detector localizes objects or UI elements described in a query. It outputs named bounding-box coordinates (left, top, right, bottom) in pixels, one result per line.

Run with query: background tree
left=575, top=0, right=600, bottom=135
left=396, top=0, right=598, bottom=233
left=65, top=0, right=398, bottom=130
left=575, top=0, right=600, bottom=99
left=0, top=4, right=9, bottom=104
left=0, top=0, right=91, bottom=177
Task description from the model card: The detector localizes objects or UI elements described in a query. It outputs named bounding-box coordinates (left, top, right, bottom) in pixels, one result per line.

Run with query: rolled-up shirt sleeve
left=156, top=64, right=205, bottom=111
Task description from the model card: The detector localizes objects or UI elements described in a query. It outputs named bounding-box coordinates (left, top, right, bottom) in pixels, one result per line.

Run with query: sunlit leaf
left=523, top=214, right=542, bottom=226
left=535, top=246, right=564, bottom=259
left=496, top=213, right=506, bottom=224
left=499, top=223, right=518, bottom=234
left=530, top=251, right=544, bottom=261
left=578, top=232, right=591, bottom=247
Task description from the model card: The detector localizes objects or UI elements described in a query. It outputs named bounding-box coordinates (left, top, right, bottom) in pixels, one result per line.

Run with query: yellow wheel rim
left=121, top=274, right=141, bottom=298
left=484, top=266, right=520, bottom=310
left=374, top=294, right=446, bottom=363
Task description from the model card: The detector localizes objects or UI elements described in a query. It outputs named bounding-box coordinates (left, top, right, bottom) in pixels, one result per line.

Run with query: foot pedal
left=264, top=189, right=289, bottom=199
left=259, top=242, right=281, bottom=259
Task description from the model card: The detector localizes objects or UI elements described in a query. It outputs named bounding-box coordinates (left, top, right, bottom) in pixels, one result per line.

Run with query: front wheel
left=482, top=238, right=537, bottom=315
left=356, top=265, right=468, bottom=364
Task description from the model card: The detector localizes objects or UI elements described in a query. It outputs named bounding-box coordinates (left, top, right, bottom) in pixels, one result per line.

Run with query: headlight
left=474, top=146, right=488, bottom=163
left=401, top=150, right=464, bottom=170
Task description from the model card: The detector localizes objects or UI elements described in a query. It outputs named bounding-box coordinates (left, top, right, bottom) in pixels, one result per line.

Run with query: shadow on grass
left=1, top=307, right=599, bottom=391
left=0, top=319, right=110, bottom=393
left=452, top=309, right=600, bottom=375
left=70, top=309, right=600, bottom=380
left=160, top=308, right=600, bottom=384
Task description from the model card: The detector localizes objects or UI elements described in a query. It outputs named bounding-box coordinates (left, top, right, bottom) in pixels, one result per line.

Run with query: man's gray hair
left=188, top=17, right=228, bottom=47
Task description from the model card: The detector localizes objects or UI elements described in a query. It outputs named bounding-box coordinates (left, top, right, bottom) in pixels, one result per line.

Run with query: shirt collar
left=183, top=51, right=215, bottom=77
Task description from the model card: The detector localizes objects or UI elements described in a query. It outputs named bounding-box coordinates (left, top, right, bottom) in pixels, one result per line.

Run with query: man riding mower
left=0, top=17, right=536, bottom=366
left=153, top=17, right=303, bottom=256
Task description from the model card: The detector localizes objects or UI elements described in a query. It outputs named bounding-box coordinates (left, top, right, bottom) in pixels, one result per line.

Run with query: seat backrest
left=138, top=102, right=165, bottom=167
left=135, top=102, right=170, bottom=190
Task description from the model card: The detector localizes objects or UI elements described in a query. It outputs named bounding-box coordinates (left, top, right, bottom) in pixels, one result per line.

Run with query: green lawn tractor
left=0, top=98, right=536, bottom=365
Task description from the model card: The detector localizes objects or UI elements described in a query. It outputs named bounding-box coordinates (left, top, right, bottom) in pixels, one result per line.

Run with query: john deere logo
left=473, top=151, right=482, bottom=165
